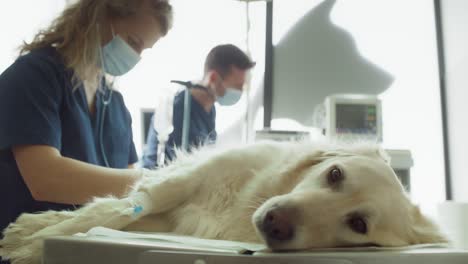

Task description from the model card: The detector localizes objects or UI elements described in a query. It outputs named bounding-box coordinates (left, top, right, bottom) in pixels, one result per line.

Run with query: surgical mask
left=216, top=87, right=242, bottom=106
left=101, top=29, right=141, bottom=76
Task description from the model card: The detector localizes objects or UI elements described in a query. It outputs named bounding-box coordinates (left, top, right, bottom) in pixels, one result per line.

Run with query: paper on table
left=77, top=227, right=450, bottom=254
left=78, top=226, right=267, bottom=253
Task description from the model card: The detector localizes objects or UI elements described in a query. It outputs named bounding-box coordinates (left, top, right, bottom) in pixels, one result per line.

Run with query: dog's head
left=252, top=144, right=447, bottom=250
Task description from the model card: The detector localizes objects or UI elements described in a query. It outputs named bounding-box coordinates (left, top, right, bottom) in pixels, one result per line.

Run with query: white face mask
left=100, top=27, right=141, bottom=76
left=216, top=87, right=242, bottom=106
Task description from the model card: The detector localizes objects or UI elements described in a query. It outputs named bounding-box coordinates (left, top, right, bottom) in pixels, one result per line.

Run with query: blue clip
left=133, top=205, right=143, bottom=216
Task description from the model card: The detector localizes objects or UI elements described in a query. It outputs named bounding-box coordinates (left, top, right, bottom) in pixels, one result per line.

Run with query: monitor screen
left=335, top=104, right=377, bottom=135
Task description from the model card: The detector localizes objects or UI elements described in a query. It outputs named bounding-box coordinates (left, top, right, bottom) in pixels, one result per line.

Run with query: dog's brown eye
left=328, top=167, right=343, bottom=185
left=348, top=216, right=368, bottom=234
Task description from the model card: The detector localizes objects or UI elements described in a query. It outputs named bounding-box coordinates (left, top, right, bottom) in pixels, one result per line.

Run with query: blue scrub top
left=0, top=47, right=138, bottom=234
left=142, top=90, right=216, bottom=168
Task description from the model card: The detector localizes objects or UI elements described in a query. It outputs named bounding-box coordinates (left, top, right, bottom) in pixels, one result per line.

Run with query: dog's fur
left=0, top=141, right=447, bottom=264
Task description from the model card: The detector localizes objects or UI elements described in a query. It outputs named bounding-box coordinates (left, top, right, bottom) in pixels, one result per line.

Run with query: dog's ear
left=407, top=205, right=449, bottom=245
left=375, top=147, right=391, bottom=164
left=279, top=150, right=330, bottom=181
left=341, top=145, right=391, bottom=165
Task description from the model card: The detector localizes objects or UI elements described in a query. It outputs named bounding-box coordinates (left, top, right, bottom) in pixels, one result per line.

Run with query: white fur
left=0, top=140, right=447, bottom=264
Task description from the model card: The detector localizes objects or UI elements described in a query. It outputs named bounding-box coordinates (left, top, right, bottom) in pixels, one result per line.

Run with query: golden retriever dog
left=0, top=141, right=447, bottom=264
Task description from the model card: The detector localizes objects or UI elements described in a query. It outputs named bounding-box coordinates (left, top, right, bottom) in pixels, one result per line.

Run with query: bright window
left=272, top=0, right=445, bottom=215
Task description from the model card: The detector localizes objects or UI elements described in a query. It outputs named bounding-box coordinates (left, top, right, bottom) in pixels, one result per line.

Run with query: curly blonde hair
left=20, top=0, right=172, bottom=89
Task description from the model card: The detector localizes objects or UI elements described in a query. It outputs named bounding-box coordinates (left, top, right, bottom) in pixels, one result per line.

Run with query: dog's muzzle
left=258, top=207, right=295, bottom=245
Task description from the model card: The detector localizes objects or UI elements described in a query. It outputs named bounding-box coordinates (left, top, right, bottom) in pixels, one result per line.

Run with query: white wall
left=440, top=0, right=468, bottom=201
left=0, top=1, right=66, bottom=72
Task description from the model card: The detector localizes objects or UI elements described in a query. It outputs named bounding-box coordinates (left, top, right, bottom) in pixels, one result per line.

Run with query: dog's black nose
left=262, top=208, right=294, bottom=242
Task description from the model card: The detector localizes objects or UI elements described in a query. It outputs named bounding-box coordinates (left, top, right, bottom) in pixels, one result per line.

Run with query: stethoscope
left=96, top=24, right=113, bottom=168
left=99, top=78, right=113, bottom=168
left=170, top=80, right=210, bottom=152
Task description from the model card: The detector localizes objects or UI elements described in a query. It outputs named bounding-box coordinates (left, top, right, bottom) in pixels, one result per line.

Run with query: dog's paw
left=0, top=236, right=43, bottom=264
left=1, top=210, right=76, bottom=260
left=2, top=211, right=75, bottom=243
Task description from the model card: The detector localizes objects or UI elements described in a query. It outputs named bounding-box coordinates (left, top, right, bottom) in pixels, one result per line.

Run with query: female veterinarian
left=0, top=0, right=172, bottom=252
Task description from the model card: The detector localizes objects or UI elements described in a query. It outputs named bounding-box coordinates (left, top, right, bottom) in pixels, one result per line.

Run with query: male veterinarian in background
left=142, top=44, right=255, bottom=168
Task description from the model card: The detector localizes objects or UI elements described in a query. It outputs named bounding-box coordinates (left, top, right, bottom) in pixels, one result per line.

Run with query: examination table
left=42, top=227, right=468, bottom=264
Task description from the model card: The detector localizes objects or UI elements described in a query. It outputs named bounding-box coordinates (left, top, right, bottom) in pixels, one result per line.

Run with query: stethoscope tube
left=99, top=82, right=113, bottom=168
left=171, top=80, right=209, bottom=152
